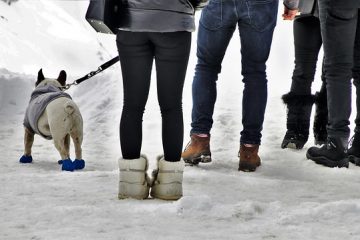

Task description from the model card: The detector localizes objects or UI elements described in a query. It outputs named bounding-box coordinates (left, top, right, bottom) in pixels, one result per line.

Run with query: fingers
left=282, top=7, right=299, bottom=21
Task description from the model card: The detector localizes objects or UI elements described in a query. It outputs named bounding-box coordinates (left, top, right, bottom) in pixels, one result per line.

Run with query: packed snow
left=1, top=1, right=360, bottom=239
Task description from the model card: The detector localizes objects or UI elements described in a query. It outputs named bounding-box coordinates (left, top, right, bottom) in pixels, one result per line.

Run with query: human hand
left=282, top=6, right=299, bottom=20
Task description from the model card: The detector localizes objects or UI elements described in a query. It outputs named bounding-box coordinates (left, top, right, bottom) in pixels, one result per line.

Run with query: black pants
left=354, top=16, right=360, bottom=133
left=116, top=31, right=191, bottom=161
left=318, top=1, right=360, bottom=140
left=290, top=16, right=325, bottom=95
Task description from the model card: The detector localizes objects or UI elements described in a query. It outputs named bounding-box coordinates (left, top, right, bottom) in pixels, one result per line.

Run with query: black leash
left=63, top=56, right=120, bottom=90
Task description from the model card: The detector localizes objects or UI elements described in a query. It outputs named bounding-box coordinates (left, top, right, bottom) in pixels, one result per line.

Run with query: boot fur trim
left=282, top=92, right=316, bottom=106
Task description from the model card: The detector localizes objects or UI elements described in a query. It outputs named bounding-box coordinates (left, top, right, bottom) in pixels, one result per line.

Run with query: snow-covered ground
left=1, top=1, right=360, bottom=239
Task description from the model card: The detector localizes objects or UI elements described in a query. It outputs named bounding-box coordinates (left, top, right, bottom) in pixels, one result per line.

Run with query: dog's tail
left=64, top=101, right=76, bottom=115
left=63, top=100, right=83, bottom=133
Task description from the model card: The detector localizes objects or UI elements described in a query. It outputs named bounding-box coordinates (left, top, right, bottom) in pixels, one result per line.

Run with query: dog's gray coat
left=24, top=85, right=71, bottom=139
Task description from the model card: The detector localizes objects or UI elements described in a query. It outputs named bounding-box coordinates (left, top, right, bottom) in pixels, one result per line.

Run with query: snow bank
left=0, top=0, right=116, bottom=76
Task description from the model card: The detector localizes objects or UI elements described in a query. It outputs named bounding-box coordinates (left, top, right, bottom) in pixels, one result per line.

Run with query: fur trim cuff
left=282, top=92, right=316, bottom=105
left=314, top=91, right=327, bottom=105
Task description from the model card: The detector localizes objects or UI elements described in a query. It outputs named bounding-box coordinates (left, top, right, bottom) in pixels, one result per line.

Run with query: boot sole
left=238, top=162, right=261, bottom=172
left=150, top=194, right=182, bottom=201
left=306, top=152, right=349, bottom=168
left=348, top=155, right=360, bottom=166
left=183, top=155, right=212, bottom=166
left=150, top=183, right=182, bottom=200
left=281, top=141, right=305, bottom=150
left=118, top=183, right=149, bottom=200
left=314, top=140, right=326, bottom=145
left=283, top=142, right=302, bottom=150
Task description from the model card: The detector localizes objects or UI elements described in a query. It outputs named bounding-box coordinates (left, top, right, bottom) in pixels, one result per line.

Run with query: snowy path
left=1, top=65, right=360, bottom=239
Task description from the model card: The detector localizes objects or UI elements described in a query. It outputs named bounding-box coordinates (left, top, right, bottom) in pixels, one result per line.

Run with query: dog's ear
left=36, top=69, right=45, bottom=86
left=57, top=70, right=67, bottom=86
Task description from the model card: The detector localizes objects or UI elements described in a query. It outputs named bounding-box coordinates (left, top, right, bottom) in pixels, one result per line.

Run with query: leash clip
left=62, top=81, right=79, bottom=90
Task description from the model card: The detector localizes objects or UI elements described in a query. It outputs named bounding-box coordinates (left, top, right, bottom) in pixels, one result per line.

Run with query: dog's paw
left=19, top=155, right=33, bottom=163
left=61, top=159, right=74, bottom=172
left=73, top=159, right=85, bottom=170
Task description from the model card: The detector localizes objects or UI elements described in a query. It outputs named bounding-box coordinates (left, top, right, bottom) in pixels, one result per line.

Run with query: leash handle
left=64, top=56, right=120, bottom=90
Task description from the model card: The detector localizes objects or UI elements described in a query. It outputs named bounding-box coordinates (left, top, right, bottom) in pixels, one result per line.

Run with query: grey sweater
left=284, top=0, right=300, bottom=10
left=23, top=85, right=71, bottom=139
left=118, top=0, right=196, bottom=32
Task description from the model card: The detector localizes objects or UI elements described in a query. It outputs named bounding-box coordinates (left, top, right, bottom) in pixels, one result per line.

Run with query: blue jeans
left=190, top=0, right=278, bottom=145
left=318, top=0, right=359, bottom=141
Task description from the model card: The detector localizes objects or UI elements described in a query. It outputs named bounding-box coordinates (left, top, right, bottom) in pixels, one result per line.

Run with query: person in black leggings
left=116, top=0, right=205, bottom=200
left=281, top=0, right=328, bottom=150
left=117, top=32, right=190, bottom=162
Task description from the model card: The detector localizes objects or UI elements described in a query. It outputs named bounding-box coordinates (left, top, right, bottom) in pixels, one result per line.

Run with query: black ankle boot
left=306, top=137, right=349, bottom=168
left=313, top=91, right=328, bottom=145
left=281, top=93, right=315, bottom=149
left=348, top=133, right=360, bottom=166
left=281, top=126, right=309, bottom=149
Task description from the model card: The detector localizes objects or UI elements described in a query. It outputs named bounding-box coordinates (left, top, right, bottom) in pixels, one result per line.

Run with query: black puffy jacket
left=118, top=0, right=202, bottom=32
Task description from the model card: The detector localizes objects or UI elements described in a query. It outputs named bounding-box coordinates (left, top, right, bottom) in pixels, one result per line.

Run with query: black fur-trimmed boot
left=313, top=91, right=328, bottom=145
left=281, top=92, right=316, bottom=149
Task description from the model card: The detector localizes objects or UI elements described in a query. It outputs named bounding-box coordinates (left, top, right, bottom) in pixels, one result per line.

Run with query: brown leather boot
left=238, top=144, right=261, bottom=172
left=182, top=134, right=211, bottom=165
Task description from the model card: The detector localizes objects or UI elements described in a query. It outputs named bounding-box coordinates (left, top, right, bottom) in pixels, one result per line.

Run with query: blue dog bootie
left=61, top=159, right=75, bottom=172
left=19, top=155, right=33, bottom=163
left=73, top=159, right=85, bottom=170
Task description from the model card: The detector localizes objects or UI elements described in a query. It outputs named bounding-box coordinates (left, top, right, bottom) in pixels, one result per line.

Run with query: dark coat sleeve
left=284, top=0, right=299, bottom=10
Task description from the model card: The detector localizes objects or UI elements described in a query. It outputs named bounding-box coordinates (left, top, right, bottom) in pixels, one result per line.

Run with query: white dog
left=19, top=69, right=84, bottom=171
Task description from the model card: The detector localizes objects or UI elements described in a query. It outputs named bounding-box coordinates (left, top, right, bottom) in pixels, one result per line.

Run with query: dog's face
left=35, top=69, right=67, bottom=89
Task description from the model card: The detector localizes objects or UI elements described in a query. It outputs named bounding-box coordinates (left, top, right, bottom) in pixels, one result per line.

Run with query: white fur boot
left=150, top=157, right=185, bottom=200
left=118, top=156, right=150, bottom=200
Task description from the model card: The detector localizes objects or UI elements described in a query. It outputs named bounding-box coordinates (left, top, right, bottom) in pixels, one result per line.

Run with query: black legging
left=291, top=16, right=325, bottom=95
left=116, top=31, right=191, bottom=161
